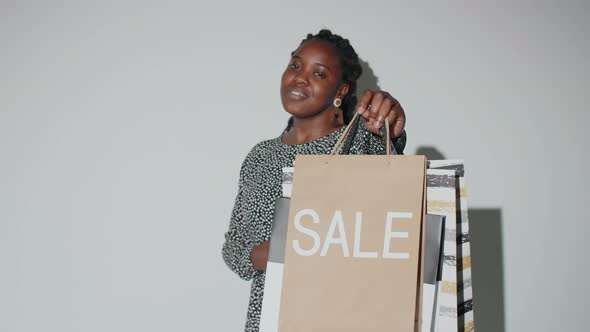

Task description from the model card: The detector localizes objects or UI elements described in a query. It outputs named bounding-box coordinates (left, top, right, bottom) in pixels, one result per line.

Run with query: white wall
left=1, top=1, right=588, bottom=331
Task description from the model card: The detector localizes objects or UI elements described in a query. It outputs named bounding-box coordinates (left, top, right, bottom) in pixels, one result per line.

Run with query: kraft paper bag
left=277, top=117, right=427, bottom=332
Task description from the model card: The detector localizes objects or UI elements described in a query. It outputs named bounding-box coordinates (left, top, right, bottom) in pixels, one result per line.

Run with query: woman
left=222, top=29, right=407, bottom=332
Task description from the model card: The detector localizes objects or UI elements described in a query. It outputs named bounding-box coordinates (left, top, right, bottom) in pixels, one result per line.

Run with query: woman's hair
left=286, top=29, right=363, bottom=130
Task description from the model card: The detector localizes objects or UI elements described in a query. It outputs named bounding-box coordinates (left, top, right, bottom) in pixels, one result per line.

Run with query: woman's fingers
left=390, top=102, right=406, bottom=138
left=356, top=90, right=374, bottom=117
left=368, top=92, right=385, bottom=117
left=357, top=90, right=405, bottom=137
left=365, top=117, right=375, bottom=129
left=250, top=240, right=270, bottom=271
left=373, top=96, right=393, bottom=129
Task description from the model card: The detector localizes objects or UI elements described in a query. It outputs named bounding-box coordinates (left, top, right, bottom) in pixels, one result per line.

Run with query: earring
left=333, top=98, right=343, bottom=126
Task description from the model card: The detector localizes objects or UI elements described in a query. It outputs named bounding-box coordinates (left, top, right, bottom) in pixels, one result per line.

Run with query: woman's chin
left=284, top=109, right=313, bottom=119
left=282, top=104, right=305, bottom=117
left=281, top=101, right=324, bottom=119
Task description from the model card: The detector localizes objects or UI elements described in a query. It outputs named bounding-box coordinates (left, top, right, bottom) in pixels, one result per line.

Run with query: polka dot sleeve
left=221, top=151, right=257, bottom=281
left=393, top=130, right=407, bottom=154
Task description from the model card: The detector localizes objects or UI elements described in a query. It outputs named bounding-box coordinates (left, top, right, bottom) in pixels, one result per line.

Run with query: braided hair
left=286, top=29, right=363, bottom=130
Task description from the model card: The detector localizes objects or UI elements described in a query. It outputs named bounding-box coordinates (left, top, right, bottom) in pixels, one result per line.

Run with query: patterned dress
left=221, top=121, right=406, bottom=332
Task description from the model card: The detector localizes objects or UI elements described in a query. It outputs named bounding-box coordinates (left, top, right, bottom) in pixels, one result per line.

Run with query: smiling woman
left=221, top=29, right=408, bottom=332
left=281, top=39, right=349, bottom=125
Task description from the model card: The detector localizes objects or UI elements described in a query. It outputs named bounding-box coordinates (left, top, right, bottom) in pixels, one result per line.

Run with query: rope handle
left=329, top=112, right=392, bottom=156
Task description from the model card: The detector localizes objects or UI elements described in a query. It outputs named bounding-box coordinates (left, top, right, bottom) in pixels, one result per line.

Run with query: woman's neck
left=283, top=111, right=343, bottom=145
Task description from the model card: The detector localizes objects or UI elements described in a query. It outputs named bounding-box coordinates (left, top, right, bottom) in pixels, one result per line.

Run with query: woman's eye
left=314, top=72, right=326, bottom=79
left=290, top=63, right=300, bottom=69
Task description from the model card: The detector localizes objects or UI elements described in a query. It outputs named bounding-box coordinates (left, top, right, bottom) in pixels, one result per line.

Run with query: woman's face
left=280, top=39, right=348, bottom=119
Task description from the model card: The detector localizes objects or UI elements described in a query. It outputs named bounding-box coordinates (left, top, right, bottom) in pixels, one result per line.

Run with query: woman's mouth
left=286, top=87, right=309, bottom=99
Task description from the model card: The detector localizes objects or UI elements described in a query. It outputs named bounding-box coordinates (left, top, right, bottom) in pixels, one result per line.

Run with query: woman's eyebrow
left=291, top=55, right=332, bottom=72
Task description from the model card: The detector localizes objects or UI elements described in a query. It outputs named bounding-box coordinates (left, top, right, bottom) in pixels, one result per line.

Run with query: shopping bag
left=272, top=169, right=447, bottom=332
left=422, top=214, right=445, bottom=332
left=426, top=169, right=459, bottom=332
left=273, top=114, right=427, bottom=332
left=259, top=197, right=291, bottom=332
left=271, top=157, right=475, bottom=332
left=428, top=161, right=475, bottom=332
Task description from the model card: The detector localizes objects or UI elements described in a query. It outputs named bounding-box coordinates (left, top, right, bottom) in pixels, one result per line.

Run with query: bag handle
left=329, top=112, right=392, bottom=156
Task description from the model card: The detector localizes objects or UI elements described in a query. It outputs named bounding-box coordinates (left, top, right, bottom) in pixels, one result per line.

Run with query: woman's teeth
left=289, top=88, right=307, bottom=97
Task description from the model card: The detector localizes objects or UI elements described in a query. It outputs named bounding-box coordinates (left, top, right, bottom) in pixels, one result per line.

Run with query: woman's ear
left=336, top=83, right=349, bottom=100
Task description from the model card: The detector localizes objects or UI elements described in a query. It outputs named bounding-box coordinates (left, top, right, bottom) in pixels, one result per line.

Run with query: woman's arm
left=221, top=157, right=257, bottom=281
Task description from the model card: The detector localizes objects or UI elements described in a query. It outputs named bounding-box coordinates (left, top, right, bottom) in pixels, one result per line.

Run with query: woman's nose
left=294, top=72, right=309, bottom=85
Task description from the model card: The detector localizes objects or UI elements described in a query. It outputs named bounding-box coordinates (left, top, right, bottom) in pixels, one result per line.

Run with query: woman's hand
left=250, top=240, right=270, bottom=271
left=356, top=90, right=406, bottom=138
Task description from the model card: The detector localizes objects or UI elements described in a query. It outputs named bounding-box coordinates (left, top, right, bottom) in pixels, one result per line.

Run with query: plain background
left=1, top=1, right=588, bottom=331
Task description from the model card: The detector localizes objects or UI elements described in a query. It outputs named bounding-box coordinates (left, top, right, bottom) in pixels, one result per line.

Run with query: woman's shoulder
left=246, top=137, right=280, bottom=157
left=240, top=137, right=281, bottom=167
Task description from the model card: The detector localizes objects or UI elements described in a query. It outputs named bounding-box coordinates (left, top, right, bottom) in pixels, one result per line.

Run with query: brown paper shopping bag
left=277, top=114, right=427, bottom=332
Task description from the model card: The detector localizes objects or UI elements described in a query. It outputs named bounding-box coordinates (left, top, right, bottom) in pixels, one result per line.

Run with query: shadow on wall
left=416, top=146, right=446, bottom=160
left=416, top=146, right=506, bottom=332
left=357, top=58, right=381, bottom=94
left=469, top=209, right=505, bottom=332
